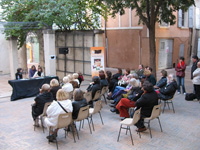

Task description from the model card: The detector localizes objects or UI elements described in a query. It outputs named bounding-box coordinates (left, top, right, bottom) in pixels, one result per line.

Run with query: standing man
left=137, top=64, right=144, bottom=79
left=191, top=55, right=199, bottom=93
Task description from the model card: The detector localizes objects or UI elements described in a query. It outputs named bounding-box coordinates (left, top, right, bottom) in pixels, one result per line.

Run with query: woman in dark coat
left=154, top=70, right=167, bottom=89
left=50, top=79, right=61, bottom=100
left=15, top=68, right=23, bottom=80
left=99, top=72, right=108, bottom=89
left=72, top=89, right=88, bottom=119
left=158, top=74, right=178, bottom=100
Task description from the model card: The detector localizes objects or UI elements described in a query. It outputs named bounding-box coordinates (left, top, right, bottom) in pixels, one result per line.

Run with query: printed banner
left=91, top=47, right=105, bottom=77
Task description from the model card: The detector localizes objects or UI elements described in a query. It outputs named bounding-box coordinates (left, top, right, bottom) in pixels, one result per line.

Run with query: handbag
left=57, top=101, right=68, bottom=113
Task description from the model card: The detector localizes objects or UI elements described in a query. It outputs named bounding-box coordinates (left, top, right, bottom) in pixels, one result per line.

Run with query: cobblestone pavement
left=0, top=67, right=200, bottom=150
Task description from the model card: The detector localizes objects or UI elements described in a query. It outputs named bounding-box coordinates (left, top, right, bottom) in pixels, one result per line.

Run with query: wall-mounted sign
left=91, top=47, right=105, bottom=77
left=50, top=55, right=56, bottom=60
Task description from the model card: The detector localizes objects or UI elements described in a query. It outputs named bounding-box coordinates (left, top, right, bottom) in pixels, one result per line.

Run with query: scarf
left=178, top=61, right=185, bottom=68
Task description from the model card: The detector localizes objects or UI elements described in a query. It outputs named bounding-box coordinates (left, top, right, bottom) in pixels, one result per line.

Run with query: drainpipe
left=139, top=30, right=142, bottom=65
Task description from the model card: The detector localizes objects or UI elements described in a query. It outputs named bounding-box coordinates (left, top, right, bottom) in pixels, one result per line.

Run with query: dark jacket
left=158, top=81, right=178, bottom=100
left=50, top=86, right=61, bottom=100
left=147, top=74, right=157, bottom=86
left=112, top=73, right=122, bottom=82
left=135, top=90, right=158, bottom=117
left=32, top=92, right=54, bottom=118
left=29, top=68, right=37, bottom=78
left=137, top=69, right=144, bottom=78
left=87, top=83, right=101, bottom=99
left=15, top=72, right=23, bottom=80
left=191, top=60, right=199, bottom=79
left=100, top=79, right=108, bottom=89
left=72, top=99, right=88, bottom=119
left=175, top=64, right=186, bottom=77
left=127, top=87, right=144, bottom=102
left=156, top=77, right=167, bottom=88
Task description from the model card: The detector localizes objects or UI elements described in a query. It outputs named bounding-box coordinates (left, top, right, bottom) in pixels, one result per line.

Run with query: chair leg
left=117, top=124, right=122, bottom=142
left=48, top=127, right=51, bottom=144
left=157, top=117, right=163, bottom=132
left=55, top=137, right=58, bottom=150
left=82, top=119, right=85, bottom=128
left=79, top=121, right=82, bottom=131
left=70, top=124, right=76, bottom=143
left=40, top=117, right=45, bottom=133
left=126, top=127, right=128, bottom=135
left=171, top=101, right=175, bottom=113
left=167, top=101, right=170, bottom=110
left=74, top=122, right=79, bottom=140
left=103, top=94, right=107, bottom=105
left=138, top=131, right=141, bottom=139
left=99, top=112, right=104, bottom=125
left=87, top=118, right=92, bottom=134
left=162, top=101, right=166, bottom=113
left=90, top=115, right=95, bottom=131
left=34, top=120, right=36, bottom=131
left=148, top=121, right=152, bottom=138
left=128, top=126, right=134, bottom=145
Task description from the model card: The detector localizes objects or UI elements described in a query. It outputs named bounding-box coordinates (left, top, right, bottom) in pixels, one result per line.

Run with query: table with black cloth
left=8, top=76, right=59, bottom=101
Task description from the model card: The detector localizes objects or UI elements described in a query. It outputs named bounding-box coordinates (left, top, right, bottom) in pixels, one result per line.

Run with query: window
left=178, top=9, right=188, bottom=27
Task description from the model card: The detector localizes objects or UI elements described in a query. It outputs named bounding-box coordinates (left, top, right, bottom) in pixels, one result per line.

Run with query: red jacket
left=175, top=63, right=186, bottom=77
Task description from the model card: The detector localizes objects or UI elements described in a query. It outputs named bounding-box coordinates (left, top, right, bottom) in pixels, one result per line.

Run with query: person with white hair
left=157, top=74, right=178, bottom=100
left=62, top=76, right=73, bottom=93
left=73, top=73, right=80, bottom=85
left=32, top=84, right=54, bottom=126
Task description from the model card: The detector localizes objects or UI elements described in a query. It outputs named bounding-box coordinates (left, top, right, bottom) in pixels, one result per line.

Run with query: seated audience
left=154, top=70, right=167, bottom=89
left=78, top=71, right=84, bottom=85
left=115, top=79, right=144, bottom=119
left=70, top=80, right=79, bottom=89
left=73, top=73, right=80, bottom=85
left=134, top=81, right=158, bottom=132
left=50, top=79, right=61, bottom=100
left=33, top=67, right=44, bottom=78
left=15, top=68, right=23, bottom=80
left=29, top=65, right=37, bottom=78
left=72, top=89, right=88, bottom=119
left=62, top=76, right=73, bottom=93
left=108, top=68, right=122, bottom=93
left=193, top=62, right=200, bottom=101
left=32, top=84, right=54, bottom=126
left=157, top=74, right=178, bottom=100
left=44, top=89, right=73, bottom=142
left=99, top=72, right=108, bottom=89
left=106, top=71, right=112, bottom=85
left=137, top=64, right=144, bottom=78
left=144, top=69, right=156, bottom=86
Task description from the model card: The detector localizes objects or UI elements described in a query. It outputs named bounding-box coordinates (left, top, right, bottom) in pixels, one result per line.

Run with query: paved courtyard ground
left=0, top=67, right=200, bottom=150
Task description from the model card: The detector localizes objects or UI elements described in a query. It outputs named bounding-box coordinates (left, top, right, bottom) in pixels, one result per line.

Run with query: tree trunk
left=18, top=44, right=28, bottom=77
left=148, top=25, right=157, bottom=79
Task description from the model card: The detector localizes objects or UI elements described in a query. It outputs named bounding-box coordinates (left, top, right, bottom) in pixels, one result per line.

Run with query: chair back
left=75, top=105, right=89, bottom=121
left=56, top=112, right=72, bottom=129
left=42, top=102, right=52, bottom=116
left=92, top=100, right=102, bottom=114
left=84, top=91, right=92, bottom=103
left=132, top=108, right=141, bottom=125
left=92, top=90, right=101, bottom=101
left=69, top=91, right=73, bottom=100
left=101, top=86, right=108, bottom=95
left=149, top=104, right=161, bottom=120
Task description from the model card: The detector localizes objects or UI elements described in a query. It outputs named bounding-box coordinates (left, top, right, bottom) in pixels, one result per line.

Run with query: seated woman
left=106, top=71, right=112, bottom=85
left=72, top=89, right=88, bottom=119
left=115, top=79, right=143, bottom=119
left=99, top=72, right=108, bottom=89
left=73, top=73, right=80, bottom=86
left=154, top=70, right=167, bottom=89
left=50, top=79, right=61, bottom=101
left=29, top=65, right=37, bottom=78
left=108, top=68, right=122, bottom=93
left=62, top=76, right=73, bottom=93
left=33, top=67, right=44, bottom=78
left=15, top=68, right=23, bottom=80
left=86, top=76, right=101, bottom=107
left=157, top=74, right=178, bottom=100
left=78, top=71, right=84, bottom=85
left=44, top=89, right=73, bottom=142
left=144, top=69, right=156, bottom=86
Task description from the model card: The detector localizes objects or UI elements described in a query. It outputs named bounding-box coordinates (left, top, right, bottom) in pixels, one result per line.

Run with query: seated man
left=157, top=73, right=178, bottom=100
left=32, top=84, right=54, bottom=126
left=134, top=81, right=158, bottom=132
left=154, top=70, right=167, bottom=89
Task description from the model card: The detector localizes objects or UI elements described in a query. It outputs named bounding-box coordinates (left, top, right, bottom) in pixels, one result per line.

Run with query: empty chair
left=34, top=102, right=52, bottom=133
left=101, top=86, right=108, bottom=104
left=92, top=90, right=101, bottom=101
left=144, top=104, right=163, bottom=138
left=74, top=105, right=92, bottom=139
left=48, top=112, right=75, bottom=149
left=117, top=108, right=141, bottom=145
left=161, top=97, right=175, bottom=113
left=89, top=100, right=104, bottom=131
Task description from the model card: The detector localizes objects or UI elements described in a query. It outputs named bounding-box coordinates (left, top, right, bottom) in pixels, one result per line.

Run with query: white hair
left=129, top=78, right=139, bottom=87
left=63, top=76, right=69, bottom=84
left=168, top=73, right=175, bottom=83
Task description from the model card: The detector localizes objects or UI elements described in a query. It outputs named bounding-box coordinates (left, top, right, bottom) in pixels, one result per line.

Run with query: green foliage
left=0, top=0, right=107, bottom=48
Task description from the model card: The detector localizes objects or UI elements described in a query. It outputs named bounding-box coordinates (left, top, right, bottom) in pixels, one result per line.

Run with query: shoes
left=110, top=108, right=117, bottom=113
left=46, top=134, right=56, bottom=142
left=136, top=127, right=147, bottom=132
left=109, top=104, right=115, bottom=107
left=116, top=110, right=119, bottom=114
left=111, top=101, right=115, bottom=104
left=107, top=96, right=112, bottom=100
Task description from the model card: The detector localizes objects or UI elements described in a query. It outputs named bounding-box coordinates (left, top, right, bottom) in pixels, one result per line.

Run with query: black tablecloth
left=8, top=76, right=59, bottom=101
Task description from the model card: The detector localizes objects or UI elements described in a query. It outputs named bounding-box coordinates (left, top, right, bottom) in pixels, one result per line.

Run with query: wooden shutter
left=178, top=9, right=182, bottom=27
left=196, top=8, right=200, bottom=29
left=188, top=6, right=193, bottom=28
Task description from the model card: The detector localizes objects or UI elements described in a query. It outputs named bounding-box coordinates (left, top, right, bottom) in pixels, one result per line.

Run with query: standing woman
left=175, top=57, right=186, bottom=94
left=193, top=62, right=200, bottom=101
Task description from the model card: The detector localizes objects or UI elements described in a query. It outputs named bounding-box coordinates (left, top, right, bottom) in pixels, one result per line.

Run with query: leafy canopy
left=0, top=0, right=107, bottom=48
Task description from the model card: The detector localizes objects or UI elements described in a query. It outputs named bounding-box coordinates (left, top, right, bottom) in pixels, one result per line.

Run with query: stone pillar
left=8, top=37, right=19, bottom=79
left=94, top=30, right=104, bottom=47
left=43, top=30, right=56, bottom=76
left=18, top=44, right=28, bottom=74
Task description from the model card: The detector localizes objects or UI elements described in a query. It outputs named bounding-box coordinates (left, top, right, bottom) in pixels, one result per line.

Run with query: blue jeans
left=177, top=76, right=186, bottom=93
